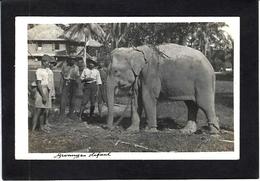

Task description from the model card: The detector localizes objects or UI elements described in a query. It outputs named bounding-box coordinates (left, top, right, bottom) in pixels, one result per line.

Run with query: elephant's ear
left=129, top=46, right=153, bottom=76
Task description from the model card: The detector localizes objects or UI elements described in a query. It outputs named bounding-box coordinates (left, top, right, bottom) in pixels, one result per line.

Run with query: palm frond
left=63, top=24, right=92, bottom=42
left=89, top=23, right=106, bottom=41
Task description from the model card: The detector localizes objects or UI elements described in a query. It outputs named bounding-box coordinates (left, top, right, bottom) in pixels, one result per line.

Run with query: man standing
left=80, top=58, right=102, bottom=121
left=97, top=61, right=107, bottom=117
left=73, top=57, right=85, bottom=118
left=59, top=57, right=80, bottom=120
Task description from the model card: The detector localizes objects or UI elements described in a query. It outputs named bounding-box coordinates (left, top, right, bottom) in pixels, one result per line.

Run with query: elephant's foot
left=180, top=120, right=197, bottom=135
left=126, top=125, right=140, bottom=132
left=144, top=126, right=158, bottom=133
left=209, top=124, right=220, bottom=134
left=209, top=117, right=220, bottom=135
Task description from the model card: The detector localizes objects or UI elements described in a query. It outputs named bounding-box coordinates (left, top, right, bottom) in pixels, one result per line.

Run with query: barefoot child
left=31, top=54, right=54, bottom=132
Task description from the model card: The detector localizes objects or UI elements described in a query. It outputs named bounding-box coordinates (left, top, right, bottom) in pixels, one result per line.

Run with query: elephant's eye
left=114, top=70, right=118, bottom=74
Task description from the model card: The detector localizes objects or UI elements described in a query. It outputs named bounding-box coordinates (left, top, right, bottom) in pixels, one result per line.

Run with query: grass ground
left=29, top=79, right=234, bottom=153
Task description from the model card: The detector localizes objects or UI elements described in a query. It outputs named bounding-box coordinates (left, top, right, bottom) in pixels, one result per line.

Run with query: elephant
left=106, top=43, right=220, bottom=134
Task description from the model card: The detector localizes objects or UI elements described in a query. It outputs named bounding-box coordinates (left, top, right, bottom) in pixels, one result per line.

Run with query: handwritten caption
left=54, top=152, right=112, bottom=159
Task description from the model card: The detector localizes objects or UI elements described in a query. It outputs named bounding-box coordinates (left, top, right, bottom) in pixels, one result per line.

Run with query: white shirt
left=80, top=68, right=102, bottom=85
left=35, top=68, right=49, bottom=86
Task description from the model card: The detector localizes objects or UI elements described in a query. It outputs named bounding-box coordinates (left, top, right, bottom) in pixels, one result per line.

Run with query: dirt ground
left=29, top=80, right=234, bottom=153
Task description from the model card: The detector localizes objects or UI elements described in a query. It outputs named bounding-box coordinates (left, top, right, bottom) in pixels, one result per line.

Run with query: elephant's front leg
left=142, top=85, right=158, bottom=132
left=127, top=89, right=141, bottom=132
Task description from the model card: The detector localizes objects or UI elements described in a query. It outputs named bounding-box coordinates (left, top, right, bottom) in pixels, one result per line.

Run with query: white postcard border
left=15, top=16, right=240, bottom=160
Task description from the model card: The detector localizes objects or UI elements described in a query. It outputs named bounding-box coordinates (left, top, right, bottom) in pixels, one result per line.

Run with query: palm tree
left=62, top=23, right=106, bottom=66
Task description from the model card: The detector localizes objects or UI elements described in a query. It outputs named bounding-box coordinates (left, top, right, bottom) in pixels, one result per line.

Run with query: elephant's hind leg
left=180, top=100, right=198, bottom=134
left=196, top=94, right=220, bottom=134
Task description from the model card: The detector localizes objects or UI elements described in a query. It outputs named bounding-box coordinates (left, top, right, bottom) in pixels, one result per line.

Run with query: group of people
left=29, top=54, right=107, bottom=132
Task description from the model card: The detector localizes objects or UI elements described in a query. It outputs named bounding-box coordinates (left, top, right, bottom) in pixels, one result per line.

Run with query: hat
left=49, top=58, right=57, bottom=66
left=86, top=56, right=98, bottom=65
left=42, top=54, right=54, bottom=62
left=69, top=55, right=82, bottom=61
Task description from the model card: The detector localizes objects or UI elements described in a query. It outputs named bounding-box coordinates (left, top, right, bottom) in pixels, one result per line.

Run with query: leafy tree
left=121, top=22, right=233, bottom=71
left=58, top=22, right=234, bottom=71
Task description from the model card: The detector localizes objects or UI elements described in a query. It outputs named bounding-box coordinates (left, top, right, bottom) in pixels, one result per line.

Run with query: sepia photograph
left=15, top=17, right=239, bottom=160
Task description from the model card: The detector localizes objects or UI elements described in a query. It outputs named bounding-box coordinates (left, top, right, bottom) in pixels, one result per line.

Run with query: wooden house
left=28, top=24, right=104, bottom=69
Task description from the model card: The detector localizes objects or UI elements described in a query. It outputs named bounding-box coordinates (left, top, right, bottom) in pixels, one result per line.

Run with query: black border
left=2, top=0, right=259, bottom=179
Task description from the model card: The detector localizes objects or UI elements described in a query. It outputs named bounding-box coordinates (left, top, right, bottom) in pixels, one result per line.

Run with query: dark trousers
left=97, top=84, right=107, bottom=117
left=81, top=82, right=98, bottom=116
left=98, top=84, right=107, bottom=104
left=60, top=80, right=78, bottom=115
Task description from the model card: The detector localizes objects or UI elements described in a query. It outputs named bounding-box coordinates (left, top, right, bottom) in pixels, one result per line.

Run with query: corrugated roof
left=28, top=24, right=65, bottom=40
left=86, top=39, right=103, bottom=47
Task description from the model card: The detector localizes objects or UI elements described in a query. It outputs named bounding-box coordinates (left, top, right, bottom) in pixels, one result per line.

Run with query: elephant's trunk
left=106, top=74, right=115, bottom=128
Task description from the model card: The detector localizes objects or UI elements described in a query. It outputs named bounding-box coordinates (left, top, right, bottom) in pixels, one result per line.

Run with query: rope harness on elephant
left=113, top=77, right=139, bottom=126
left=134, top=45, right=171, bottom=60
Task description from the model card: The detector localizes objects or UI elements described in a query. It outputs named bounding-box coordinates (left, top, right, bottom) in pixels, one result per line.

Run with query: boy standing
left=32, top=54, right=54, bottom=132
left=80, top=58, right=102, bottom=121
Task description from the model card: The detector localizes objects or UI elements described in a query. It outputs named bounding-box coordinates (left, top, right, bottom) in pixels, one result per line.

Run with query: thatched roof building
left=28, top=24, right=65, bottom=41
